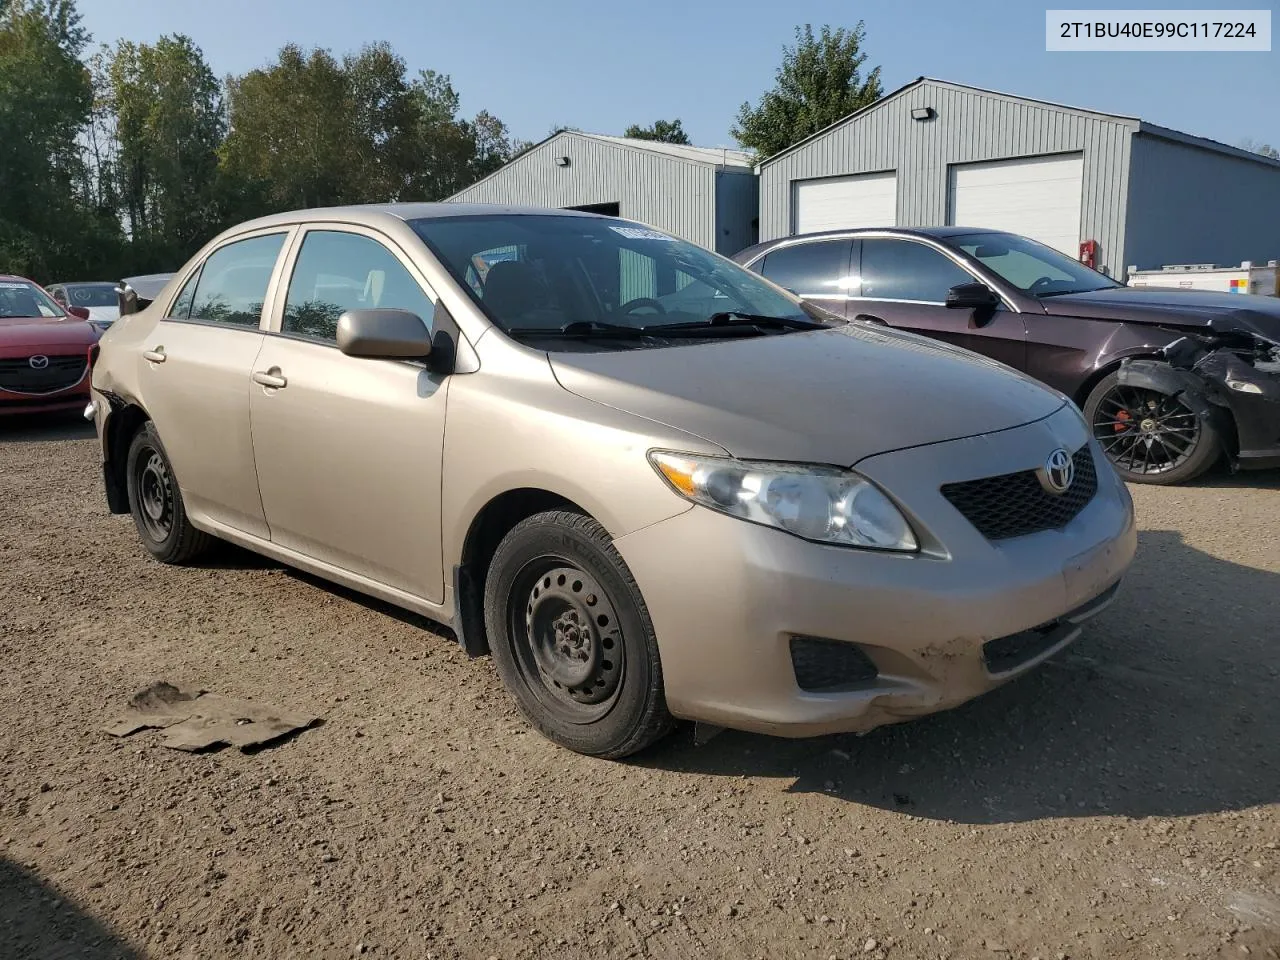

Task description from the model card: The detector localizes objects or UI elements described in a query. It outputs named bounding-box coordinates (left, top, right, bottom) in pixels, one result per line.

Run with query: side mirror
left=67, top=305, right=91, bottom=321
left=336, top=307, right=434, bottom=360
left=945, top=282, right=999, bottom=310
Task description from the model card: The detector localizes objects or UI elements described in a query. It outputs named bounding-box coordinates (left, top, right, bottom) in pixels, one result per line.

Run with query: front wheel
left=1083, top=371, right=1220, bottom=485
left=125, top=422, right=213, bottom=564
left=483, top=510, right=673, bottom=758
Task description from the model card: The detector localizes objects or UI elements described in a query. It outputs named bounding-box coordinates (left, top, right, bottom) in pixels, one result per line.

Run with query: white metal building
left=757, top=78, right=1280, bottom=277
left=447, top=131, right=759, bottom=255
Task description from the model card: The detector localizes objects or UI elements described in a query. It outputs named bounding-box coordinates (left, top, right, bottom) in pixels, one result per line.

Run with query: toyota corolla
left=89, top=205, right=1136, bottom=757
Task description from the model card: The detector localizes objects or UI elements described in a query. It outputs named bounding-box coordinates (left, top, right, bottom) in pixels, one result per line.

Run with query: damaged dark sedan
left=736, top=228, right=1280, bottom=484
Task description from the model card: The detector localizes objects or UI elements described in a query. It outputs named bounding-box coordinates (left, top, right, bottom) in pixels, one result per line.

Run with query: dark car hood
left=1041, top=286, right=1280, bottom=338
left=0, top=315, right=99, bottom=351
left=549, top=324, right=1066, bottom=465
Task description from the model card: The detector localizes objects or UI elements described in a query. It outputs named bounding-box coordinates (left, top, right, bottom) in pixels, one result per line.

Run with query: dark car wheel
left=1084, top=372, right=1220, bottom=485
left=125, top=422, right=213, bottom=564
left=483, top=510, right=673, bottom=758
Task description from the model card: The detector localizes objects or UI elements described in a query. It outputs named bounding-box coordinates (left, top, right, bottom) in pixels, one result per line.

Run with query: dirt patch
left=1, top=419, right=1278, bottom=959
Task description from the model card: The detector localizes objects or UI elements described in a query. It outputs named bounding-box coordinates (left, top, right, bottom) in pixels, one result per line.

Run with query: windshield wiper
left=643, top=311, right=826, bottom=333
left=506, top=320, right=655, bottom=339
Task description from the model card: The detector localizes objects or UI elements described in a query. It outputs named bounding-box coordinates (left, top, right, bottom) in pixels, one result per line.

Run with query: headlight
left=649, top=451, right=918, bottom=552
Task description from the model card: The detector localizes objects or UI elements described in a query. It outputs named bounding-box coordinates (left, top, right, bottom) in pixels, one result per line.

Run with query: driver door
left=849, top=237, right=1028, bottom=370
left=248, top=226, right=448, bottom=603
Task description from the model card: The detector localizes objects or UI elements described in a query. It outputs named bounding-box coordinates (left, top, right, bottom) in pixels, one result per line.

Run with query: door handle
left=142, top=347, right=166, bottom=363
left=853, top=313, right=887, bottom=325
left=252, top=370, right=287, bottom=389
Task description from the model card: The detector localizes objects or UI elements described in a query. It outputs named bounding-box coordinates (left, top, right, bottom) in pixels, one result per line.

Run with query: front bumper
left=613, top=405, right=1137, bottom=738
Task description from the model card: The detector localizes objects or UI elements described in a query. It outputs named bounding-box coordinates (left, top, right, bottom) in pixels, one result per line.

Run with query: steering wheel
left=618, top=297, right=667, bottom=316
left=1028, top=276, right=1057, bottom=294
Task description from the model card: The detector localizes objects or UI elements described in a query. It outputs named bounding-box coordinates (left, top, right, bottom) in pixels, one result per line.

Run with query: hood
left=549, top=325, right=1066, bottom=465
left=86, top=305, right=119, bottom=324
left=0, top=315, right=98, bottom=352
left=1042, top=286, right=1280, bottom=337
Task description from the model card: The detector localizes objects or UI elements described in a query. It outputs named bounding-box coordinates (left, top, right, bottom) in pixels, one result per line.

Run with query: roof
left=212, top=202, right=623, bottom=237
left=568, top=133, right=753, bottom=168
left=759, top=77, right=1280, bottom=171
left=733, top=226, right=1018, bottom=262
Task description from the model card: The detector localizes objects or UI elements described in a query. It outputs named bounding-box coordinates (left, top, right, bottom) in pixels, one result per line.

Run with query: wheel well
left=453, top=489, right=585, bottom=657
left=103, top=403, right=149, bottom=514
left=1073, top=361, right=1126, bottom=409
left=1075, top=357, right=1239, bottom=458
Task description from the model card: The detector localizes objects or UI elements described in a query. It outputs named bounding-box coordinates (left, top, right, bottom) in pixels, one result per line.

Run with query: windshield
left=65, top=283, right=118, bottom=307
left=952, top=232, right=1123, bottom=297
left=0, top=280, right=64, bottom=319
left=411, top=214, right=812, bottom=340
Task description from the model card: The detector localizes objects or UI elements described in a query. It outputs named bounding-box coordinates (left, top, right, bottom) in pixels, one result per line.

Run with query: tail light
left=87, top=343, right=100, bottom=373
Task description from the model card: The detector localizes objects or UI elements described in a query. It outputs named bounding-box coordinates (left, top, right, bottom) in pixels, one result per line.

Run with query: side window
left=188, top=234, right=286, bottom=327
left=167, top=269, right=200, bottom=320
left=860, top=239, right=974, bottom=302
left=283, top=231, right=434, bottom=343
left=759, top=240, right=852, bottom=296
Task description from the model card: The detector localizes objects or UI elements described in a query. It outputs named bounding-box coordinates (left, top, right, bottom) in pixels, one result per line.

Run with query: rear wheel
left=483, top=510, right=672, bottom=758
left=1084, top=371, right=1220, bottom=485
left=125, top=422, right=213, bottom=564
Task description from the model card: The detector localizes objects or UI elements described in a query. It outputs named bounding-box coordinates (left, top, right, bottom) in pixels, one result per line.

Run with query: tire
left=125, top=421, right=213, bottom=564
left=483, top=510, right=673, bottom=758
left=1083, top=371, right=1220, bottom=485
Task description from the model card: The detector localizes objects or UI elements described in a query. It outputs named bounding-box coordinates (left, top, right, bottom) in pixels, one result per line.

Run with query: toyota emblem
left=28, top=355, right=49, bottom=370
left=1039, top=448, right=1075, bottom=495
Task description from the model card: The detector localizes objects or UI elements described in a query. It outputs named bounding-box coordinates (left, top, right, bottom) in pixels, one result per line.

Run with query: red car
left=0, top=275, right=100, bottom=417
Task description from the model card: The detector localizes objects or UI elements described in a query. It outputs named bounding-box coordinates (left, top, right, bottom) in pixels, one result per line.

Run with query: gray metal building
left=448, top=131, right=758, bottom=255
left=758, top=78, right=1280, bottom=278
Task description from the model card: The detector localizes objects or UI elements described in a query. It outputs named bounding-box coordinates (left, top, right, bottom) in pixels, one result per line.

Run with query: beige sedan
left=89, top=204, right=1136, bottom=757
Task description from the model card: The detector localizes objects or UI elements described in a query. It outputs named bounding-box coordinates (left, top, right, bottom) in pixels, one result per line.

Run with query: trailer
left=1126, top=260, right=1279, bottom=297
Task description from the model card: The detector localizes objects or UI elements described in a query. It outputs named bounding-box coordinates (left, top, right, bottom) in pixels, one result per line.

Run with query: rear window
left=65, top=284, right=118, bottom=307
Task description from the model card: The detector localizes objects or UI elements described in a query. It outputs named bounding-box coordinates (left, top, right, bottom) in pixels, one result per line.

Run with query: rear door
left=140, top=230, right=290, bottom=538
left=248, top=226, right=448, bottom=603
left=849, top=237, right=1028, bottom=369
left=752, top=238, right=855, bottom=318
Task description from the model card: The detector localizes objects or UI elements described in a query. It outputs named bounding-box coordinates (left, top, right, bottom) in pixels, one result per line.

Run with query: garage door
left=793, top=172, right=897, bottom=234
left=947, top=154, right=1083, bottom=256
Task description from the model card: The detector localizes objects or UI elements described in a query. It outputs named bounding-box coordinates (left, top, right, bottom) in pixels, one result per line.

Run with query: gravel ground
left=1, top=416, right=1278, bottom=960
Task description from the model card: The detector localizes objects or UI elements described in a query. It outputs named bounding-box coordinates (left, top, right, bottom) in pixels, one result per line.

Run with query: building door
left=793, top=172, right=897, bottom=233
left=947, top=154, right=1084, bottom=256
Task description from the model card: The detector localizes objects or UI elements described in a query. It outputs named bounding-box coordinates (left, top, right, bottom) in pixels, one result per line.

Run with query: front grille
left=982, top=623, right=1064, bottom=674
left=0, top=355, right=87, bottom=395
left=940, top=446, right=1097, bottom=541
left=790, top=636, right=879, bottom=691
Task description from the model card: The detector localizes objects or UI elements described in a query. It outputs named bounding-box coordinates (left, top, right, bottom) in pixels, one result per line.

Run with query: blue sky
left=77, top=0, right=1279, bottom=150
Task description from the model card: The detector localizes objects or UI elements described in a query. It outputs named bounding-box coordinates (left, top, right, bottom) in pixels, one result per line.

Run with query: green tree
left=623, top=118, right=691, bottom=144
left=0, top=0, right=100, bottom=278
left=106, top=34, right=225, bottom=263
left=221, top=44, right=518, bottom=209
left=732, top=23, right=882, bottom=160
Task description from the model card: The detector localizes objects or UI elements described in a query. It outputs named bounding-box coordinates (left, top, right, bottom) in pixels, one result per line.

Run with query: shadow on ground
left=638, top=528, right=1280, bottom=824
left=0, top=858, right=138, bottom=959
left=0, top=414, right=94, bottom=444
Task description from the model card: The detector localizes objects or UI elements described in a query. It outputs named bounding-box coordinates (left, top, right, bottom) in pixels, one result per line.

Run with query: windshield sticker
left=608, top=226, right=677, bottom=242
left=0, top=282, right=33, bottom=289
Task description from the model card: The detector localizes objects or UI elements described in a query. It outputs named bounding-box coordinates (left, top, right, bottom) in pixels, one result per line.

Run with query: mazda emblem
left=1039, top=448, right=1075, bottom=495
left=28, top=355, right=49, bottom=370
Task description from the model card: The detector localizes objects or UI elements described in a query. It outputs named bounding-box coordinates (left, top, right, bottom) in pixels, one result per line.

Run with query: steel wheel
left=1090, top=383, right=1201, bottom=477
left=508, top=559, right=625, bottom=723
left=135, top=449, right=175, bottom=542
left=125, top=422, right=213, bottom=564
